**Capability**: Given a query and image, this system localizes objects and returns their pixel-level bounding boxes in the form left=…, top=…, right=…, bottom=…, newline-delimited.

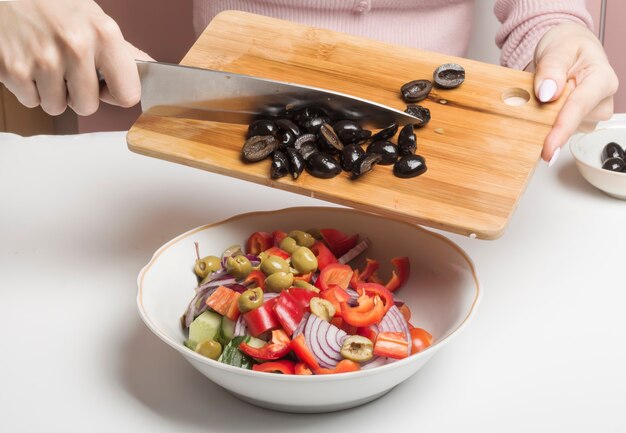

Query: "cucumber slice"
left=188, top=310, right=222, bottom=347
left=247, top=336, right=266, bottom=349
left=219, top=316, right=237, bottom=344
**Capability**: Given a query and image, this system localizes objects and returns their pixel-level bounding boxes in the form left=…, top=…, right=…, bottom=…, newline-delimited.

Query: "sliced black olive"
left=393, top=155, right=427, bottom=178
left=433, top=63, right=465, bottom=89
left=400, top=79, right=433, bottom=102
left=286, top=148, right=305, bottom=179
left=601, top=142, right=625, bottom=163
left=305, top=152, right=342, bottom=178
left=602, top=157, right=626, bottom=173
left=333, top=120, right=372, bottom=145
left=318, top=123, right=344, bottom=153
left=404, top=105, right=431, bottom=128
left=340, top=144, right=366, bottom=172
left=370, top=122, right=398, bottom=142
left=246, top=119, right=278, bottom=139
left=294, top=133, right=317, bottom=158
left=352, top=153, right=382, bottom=179
left=293, top=107, right=331, bottom=133
left=242, top=135, right=280, bottom=162
left=276, top=118, right=300, bottom=148
left=271, top=150, right=290, bottom=179
left=367, top=140, right=398, bottom=165
left=397, top=124, right=417, bottom=156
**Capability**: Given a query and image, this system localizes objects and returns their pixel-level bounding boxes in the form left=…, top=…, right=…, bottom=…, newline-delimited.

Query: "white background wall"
left=466, top=0, right=502, bottom=65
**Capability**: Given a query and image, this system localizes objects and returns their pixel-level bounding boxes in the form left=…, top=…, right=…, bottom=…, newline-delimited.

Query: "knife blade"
left=136, top=60, right=417, bottom=128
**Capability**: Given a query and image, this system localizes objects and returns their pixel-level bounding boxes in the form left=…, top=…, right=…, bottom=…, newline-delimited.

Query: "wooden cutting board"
left=127, top=11, right=563, bottom=240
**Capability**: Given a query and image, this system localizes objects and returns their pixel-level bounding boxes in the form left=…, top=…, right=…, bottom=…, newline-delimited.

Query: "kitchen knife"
left=136, top=60, right=418, bottom=128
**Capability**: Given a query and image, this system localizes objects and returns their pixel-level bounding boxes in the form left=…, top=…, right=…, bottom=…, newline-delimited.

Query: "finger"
left=99, top=42, right=153, bottom=105
left=2, top=77, right=40, bottom=108
left=94, top=19, right=141, bottom=108
left=32, top=51, right=67, bottom=115
left=65, top=55, right=100, bottom=116
left=584, top=95, right=614, bottom=123
left=533, top=50, right=572, bottom=103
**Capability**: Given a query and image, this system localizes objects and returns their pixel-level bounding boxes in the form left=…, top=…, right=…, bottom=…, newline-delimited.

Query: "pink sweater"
left=192, top=0, right=593, bottom=70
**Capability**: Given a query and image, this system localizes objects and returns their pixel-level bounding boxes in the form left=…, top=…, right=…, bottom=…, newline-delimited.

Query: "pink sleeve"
left=494, top=0, right=594, bottom=70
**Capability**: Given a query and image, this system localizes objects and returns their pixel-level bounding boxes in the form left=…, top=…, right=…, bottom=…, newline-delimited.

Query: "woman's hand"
left=0, top=0, right=153, bottom=116
left=533, top=22, right=618, bottom=166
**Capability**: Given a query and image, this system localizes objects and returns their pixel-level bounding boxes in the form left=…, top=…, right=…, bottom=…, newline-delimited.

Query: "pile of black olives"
left=601, top=142, right=626, bottom=173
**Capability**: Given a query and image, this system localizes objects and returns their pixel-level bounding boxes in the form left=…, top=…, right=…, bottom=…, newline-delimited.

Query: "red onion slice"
left=379, top=305, right=412, bottom=354
left=338, top=237, right=371, bottom=264
left=182, top=285, right=218, bottom=328
left=304, top=314, right=347, bottom=368
left=233, top=315, right=248, bottom=337
left=293, top=312, right=309, bottom=338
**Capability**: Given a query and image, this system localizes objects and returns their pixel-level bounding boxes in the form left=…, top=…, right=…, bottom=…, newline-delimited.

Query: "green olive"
left=238, top=287, right=264, bottom=313
left=291, top=246, right=318, bottom=274
left=260, top=255, right=289, bottom=276
left=306, top=228, right=323, bottom=240
left=293, top=280, right=320, bottom=293
left=265, top=271, right=294, bottom=292
left=226, top=255, right=252, bottom=279
left=279, top=236, right=299, bottom=254
left=194, top=255, right=221, bottom=279
left=310, top=297, right=335, bottom=321
left=195, top=339, right=222, bottom=360
left=340, top=335, right=373, bottom=362
left=288, top=230, right=316, bottom=248
left=253, top=252, right=268, bottom=270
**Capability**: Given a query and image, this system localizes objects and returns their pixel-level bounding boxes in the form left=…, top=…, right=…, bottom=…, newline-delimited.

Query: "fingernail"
left=547, top=147, right=561, bottom=168
left=538, top=79, right=557, bottom=102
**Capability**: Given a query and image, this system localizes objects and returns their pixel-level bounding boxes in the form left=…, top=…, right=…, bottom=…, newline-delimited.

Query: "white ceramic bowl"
left=570, top=128, right=626, bottom=199
left=137, top=207, right=481, bottom=413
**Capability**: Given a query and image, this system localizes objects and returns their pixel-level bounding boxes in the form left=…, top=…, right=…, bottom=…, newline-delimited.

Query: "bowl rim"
left=569, top=130, right=626, bottom=177
left=136, top=206, right=483, bottom=382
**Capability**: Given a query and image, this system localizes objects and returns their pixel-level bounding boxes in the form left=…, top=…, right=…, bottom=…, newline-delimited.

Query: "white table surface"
left=1, top=128, right=624, bottom=433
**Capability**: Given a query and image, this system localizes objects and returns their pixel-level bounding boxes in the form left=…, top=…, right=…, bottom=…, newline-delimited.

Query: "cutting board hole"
left=502, top=88, right=530, bottom=106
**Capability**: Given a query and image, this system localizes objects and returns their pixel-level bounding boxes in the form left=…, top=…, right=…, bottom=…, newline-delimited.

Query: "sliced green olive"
left=279, top=236, right=299, bottom=254
left=293, top=280, right=320, bottom=293
left=260, top=255, right=289, bottom=276
left=238, top=287, right=264, bottom=313
left=226, top=255, right=252, bottom=279
left=310, top=297, right=335, bottom=321
left=291, top=246, right=318, bottom=274
left=194, top=255, right=221, bottom=279
left=340, top=335, right=373, bottom=362
left=195, top=340, right=222, bottom=360
left=265, top=271, right=294, bottom=292
left=288, top=230, right=316, bottom=248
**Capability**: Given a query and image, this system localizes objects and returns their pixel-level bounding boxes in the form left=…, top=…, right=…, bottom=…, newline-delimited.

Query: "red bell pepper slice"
left=293, top=272, right=313, bottom=283
left=205, top=285, right=241, bottom=321
left=252, top=360, right=295, bottom=374
left=263, top=246, right=290, bottom=260
left=309, top=241, right=337, bottom=270
left=316, top=263, right=353, bottom=291
left=357, top=325, right=378, bottom=343
left=273, top=291, right=305, bottom=336
left=319, top=228, right=359, bottom=257
left=373, top=331, right=409, bottom=359
left=239, top=329, right=291, bottom=360
left=350, top=258, right=380, bottom=289
left=314, top=359, right=361, bottom=375
left=356, top=282, right=394, bottom=314
left=340, top=295, right=385, bottom=327
left=409, top=327, right=433, bottom=355
left=245, top=231, right=273, bottom=255
left=330, top=317, right=357, bottom=335
left=367, top=273, right=384, bottom=284
left=243, top=270, right=266, bottom=291
left=290, top=334, right=320, bottom=370
left=272, top=230, right=288, bottom=247
left=294, top=362, right=313, bottom=375
left=384, top=257, right=410, bottom=292
left=286, top=288, right=316, bottom=309
left=243, top=298, right=279, bottom=337
left=320, top=285, right=351, bottom=316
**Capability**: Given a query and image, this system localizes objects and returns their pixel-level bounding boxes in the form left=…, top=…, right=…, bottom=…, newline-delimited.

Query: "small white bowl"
left=137, top=207, right=481, bottom=413
left=570, top=128, right=626, bottom=199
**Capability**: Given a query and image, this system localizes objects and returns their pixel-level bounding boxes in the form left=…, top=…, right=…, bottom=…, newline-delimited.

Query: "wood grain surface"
left=127, top=11, right=564, bottom=239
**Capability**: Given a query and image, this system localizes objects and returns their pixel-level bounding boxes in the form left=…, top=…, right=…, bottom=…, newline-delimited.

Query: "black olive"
left=305, top=152, right=342, bottom=178
left=242, top=135, right=280, bottom=162
left=340, top=144, right=366, bottom=172
left=367, top=140, right=398, bottom=165
left=601, top=142, right=625, bottom=163
left=602, top=157, right=626, bottom=173
left=370, top=122, right=398, bottom=142
left=286, top=148, right=305, bottom=179
left=352, top=153, right=382, bottom=179
left=318, top=123, right=344, bottom=153
left=433, top=63, right=465, bottom=89
left=276, top=118, right=300, bottom=148
left=333, top=120, right=372, bottom=145
left=271, top=150, right=290, bottom=179
left=293, top=107, right=331, bottom=133
left=294, top=133, right=317, bottom=156
left=397, top=124, right=417, bottom=156
left=246, top=120, right=278, bottom=139
left=400, top=79, right=433, bottom=102
left=404, top=105, right=431, bottom=128
left=393, top=155, right=427, bottom=178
